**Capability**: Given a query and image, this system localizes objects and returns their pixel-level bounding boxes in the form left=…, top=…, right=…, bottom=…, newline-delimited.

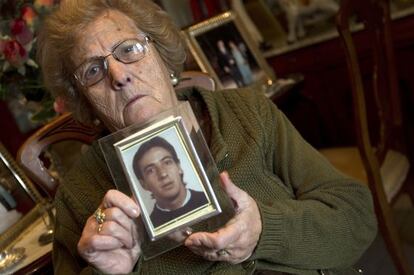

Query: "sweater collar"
left=155, top=188, right=191, bottom=212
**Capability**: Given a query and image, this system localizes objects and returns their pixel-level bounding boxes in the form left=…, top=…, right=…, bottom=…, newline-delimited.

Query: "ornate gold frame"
left=0, top=142, right=44, bottom=251
left=184, top=11, right=276, bottom=89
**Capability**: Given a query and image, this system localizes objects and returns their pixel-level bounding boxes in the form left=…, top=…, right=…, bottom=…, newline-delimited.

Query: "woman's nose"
left=107, top=58, right=132, bottom=89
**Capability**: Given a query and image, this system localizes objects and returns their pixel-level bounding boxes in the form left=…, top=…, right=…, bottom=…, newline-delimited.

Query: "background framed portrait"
left=114, top=116, right=220, bottom=241
left=0, top=142, right=46, bottom=251
left=184, top=11, right=276, bottom=89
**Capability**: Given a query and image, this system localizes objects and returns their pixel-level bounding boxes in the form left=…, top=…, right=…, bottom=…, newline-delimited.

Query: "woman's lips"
left=125, top=94, right=146, bottom=109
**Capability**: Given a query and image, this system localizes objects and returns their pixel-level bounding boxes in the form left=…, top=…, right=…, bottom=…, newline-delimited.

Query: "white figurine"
left=277, top=0, right=339, bottom=43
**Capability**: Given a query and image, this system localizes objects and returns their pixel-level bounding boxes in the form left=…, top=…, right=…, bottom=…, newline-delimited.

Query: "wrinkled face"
left=137, top=146, right=185, bottom=207
left=72, top=10, right=178, bottom=131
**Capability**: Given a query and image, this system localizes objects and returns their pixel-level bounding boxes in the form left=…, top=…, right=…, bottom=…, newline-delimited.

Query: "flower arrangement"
left=0, top=0, right=58, bottom=124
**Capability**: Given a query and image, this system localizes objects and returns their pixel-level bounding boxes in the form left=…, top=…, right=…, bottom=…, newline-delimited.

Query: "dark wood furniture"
left=14, top=251, right=53, bottom=275
left=270, top=0, right=414, bottom=274
left=17, top=112, right=99, bottom=198
left=316, top=0, right=413, bottom=274
left=265, top=8, right=414, bottom=155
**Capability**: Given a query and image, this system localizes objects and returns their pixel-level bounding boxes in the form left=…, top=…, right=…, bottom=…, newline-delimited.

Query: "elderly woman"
left=37, top=0, right=377, bottom=274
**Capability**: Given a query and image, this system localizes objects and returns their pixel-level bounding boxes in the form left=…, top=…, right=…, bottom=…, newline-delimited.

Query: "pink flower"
left=53, top=97, right=67, bottom=114
left=3, top=39, right=28, bottom=68
left=34, top=0, right=55, bottom=9
left=10, top=19, right=33, bottom=45
left=21, top=6, right=38, bottom=27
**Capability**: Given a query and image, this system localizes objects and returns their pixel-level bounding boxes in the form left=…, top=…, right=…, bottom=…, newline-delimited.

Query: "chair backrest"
left=17, top=112, right=100, bottom=198
left=175, top=71, right=216, bottom=91
left=336, top=1, right=412, bottom=274
left=336, top=0, right=406, bottom=188
left=17, top=71, right=215, bottom=198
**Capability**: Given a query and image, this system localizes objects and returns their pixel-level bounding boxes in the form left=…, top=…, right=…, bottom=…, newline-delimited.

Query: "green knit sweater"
left=53, top=87, right=377, bottom=274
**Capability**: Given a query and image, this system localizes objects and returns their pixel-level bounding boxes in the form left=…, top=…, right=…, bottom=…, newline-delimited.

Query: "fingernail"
left=131, top=208, right=139, bottom=217
left=86, top=248, right=95, bottom=255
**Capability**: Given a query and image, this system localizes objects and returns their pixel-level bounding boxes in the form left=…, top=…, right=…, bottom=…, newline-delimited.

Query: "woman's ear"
left=53, top=96, right=67, bottom=114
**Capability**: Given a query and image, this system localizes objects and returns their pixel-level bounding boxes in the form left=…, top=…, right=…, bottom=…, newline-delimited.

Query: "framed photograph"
left=114, top=116, right=220, bottom=241
left=0, top=142, right=45, bottom=251
left=184, top=11, right=276, bottom=89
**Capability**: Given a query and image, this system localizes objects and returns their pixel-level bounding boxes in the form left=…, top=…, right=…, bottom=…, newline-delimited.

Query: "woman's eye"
left=119, top=42, right=144, bottom=56
left=123, top=45, right=135, bottom=54
left=84, top=64, right=101, bottom=80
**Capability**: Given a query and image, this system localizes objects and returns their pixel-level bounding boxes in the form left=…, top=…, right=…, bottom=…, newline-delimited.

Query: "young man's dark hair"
left=133, top=136, right=180, bottom=180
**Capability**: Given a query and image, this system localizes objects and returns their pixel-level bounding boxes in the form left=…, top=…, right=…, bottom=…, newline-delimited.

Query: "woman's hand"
left=77, top=190, right=141, bottom=274
left=184, top=172, right=262, bottom=264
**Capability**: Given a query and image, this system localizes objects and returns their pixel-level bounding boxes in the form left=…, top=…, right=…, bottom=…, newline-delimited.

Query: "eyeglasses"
left=73, top=36, right=151, bottom=87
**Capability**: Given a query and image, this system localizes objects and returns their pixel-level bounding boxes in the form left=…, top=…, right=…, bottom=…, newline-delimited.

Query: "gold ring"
left=216, top=249, right=229, bottom=257
left=97, top=223, right=103, bottom=233
left=94, top=208, right=106, bottom=224
left=184, top=229, right=193, bottom=236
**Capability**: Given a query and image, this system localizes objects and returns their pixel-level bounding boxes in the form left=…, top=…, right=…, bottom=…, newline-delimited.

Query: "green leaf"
left=31, top=107, right=56, bottom=122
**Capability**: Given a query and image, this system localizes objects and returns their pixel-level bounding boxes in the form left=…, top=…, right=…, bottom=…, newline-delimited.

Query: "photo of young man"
left=133, top=136, right=209, bottom=228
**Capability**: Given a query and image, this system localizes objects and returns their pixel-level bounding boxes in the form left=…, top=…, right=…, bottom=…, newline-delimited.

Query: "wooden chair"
left=175, top=70, right=216, bottom=91
left=17, top=71, right=216, bottom=199
left=319, top=0, right=413, bottom=274
left=17, top=112, right=100, bottom=198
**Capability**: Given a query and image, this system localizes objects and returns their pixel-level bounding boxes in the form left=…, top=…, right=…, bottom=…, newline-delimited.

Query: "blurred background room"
left=1, top=0, right=414, bottom=274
